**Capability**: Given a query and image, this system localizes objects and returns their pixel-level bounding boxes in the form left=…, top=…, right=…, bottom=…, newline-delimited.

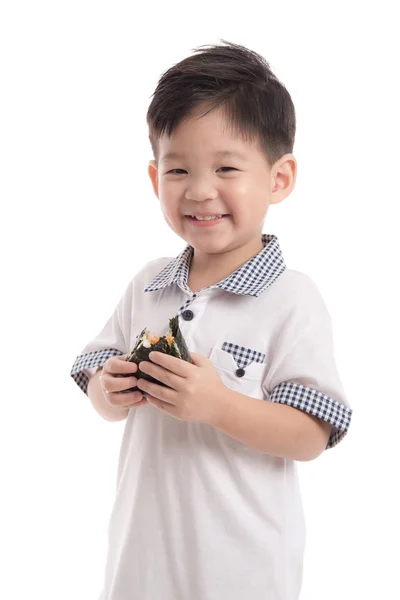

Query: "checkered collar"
left=144, top=233, right=286, bottom=297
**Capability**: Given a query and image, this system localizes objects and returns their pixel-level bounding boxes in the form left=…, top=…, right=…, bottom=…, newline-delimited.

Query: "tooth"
left=194, top=215, right=222, bottom=220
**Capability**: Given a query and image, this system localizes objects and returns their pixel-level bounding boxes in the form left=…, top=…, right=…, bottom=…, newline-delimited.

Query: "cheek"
left=160, top=177, right=184, bottom=195
left=226, top=176, right=254, bottom=198
left=157, top=188, right=184, bottom=230
left=158, top=184, right=181, bottom=211
left=225, top=180, right=255, bottom=212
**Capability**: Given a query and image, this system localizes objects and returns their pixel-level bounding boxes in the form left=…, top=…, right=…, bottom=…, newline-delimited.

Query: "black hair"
left=146, top=40, right=296, bottom=167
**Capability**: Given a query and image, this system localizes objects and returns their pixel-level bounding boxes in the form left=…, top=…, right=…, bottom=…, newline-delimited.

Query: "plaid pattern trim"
left=222, top=342, right=266, bottom=369
left=70, top=348, right=124, bottom=395
left=144, top=234, right=286, bottom=297
left=270, top=381, right=352, bottom=449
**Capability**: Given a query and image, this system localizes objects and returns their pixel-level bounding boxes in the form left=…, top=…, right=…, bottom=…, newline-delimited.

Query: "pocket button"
left=235, top=368, right=245, bottom=377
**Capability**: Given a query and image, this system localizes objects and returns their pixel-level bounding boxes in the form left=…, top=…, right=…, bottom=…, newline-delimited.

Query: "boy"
left=71, top=41, right=352, bottom=600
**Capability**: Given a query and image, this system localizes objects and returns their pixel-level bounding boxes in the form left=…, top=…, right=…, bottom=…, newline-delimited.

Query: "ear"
left=148, top=160, right=159, bottom=199
left=270, top=154, right=297, bottom=205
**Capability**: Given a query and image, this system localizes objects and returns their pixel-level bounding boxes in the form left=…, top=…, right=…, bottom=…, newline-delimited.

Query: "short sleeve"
left=70, top=282, right=133, bottom=396
left=262, top=280, right=352, bottom=449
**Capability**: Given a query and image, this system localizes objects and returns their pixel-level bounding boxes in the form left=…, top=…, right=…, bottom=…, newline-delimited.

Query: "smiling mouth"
left=186, top=215, right=230, bottom=221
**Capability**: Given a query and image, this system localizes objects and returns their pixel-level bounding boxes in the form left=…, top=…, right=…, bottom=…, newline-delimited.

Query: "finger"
left=107, top=389, right=144, bottom=407
left=104, top=355, right=138, bottom=375
left=146, top=395, right=173, bottom=412
left=148, top=351, right=192, bottom=377
left=136, top=377, right=176, bottom=405
left=138, top=361, right=184, bottom=391
left=126, top=397, right=148, bottom=408
left=101, top=374, right=138, bottom=395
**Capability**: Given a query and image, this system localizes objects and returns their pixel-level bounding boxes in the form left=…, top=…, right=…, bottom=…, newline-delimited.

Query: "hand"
left=100, top=354, right=148, bottom=408
left=136, top=351, right=227, bottom=423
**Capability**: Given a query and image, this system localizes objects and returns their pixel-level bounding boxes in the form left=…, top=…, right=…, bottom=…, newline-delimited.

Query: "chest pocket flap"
left=209, top=342, right=267, bottom=400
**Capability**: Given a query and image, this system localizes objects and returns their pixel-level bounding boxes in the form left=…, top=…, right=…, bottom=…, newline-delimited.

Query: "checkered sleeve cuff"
left=269, top=381, right=352, bottom=449
left=70, top=348, right=125, bottom=395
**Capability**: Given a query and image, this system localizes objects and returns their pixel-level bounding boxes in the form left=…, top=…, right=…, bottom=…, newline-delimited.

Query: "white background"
left=1, top=1, right=399, bottom=598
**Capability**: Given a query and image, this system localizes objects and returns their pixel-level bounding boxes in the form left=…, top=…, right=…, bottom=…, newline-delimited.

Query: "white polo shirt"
left=71, top=233, right=352, bottom=600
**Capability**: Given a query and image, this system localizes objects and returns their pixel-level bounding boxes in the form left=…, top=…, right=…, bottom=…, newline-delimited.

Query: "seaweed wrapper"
left=118, top=315, right=193, bottom=394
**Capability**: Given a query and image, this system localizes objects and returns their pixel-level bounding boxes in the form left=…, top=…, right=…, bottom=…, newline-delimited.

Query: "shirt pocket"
left=209, top=342, right=267, bottom=400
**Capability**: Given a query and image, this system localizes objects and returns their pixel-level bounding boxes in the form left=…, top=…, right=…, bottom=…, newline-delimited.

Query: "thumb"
left=189, top=352, right=209, bottom=367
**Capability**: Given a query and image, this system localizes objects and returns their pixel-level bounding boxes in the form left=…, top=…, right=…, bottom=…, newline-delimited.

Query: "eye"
left=165, top=167, right=237, bottom=175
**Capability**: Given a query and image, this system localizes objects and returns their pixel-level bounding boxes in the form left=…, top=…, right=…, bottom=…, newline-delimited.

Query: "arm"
left=87, top=369, right=129, bottom=422
left=209, top=387, right=332, bottom=461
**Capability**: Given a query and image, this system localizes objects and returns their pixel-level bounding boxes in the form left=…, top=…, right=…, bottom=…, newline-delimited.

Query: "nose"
left=184, top=175, right=219, bottom=202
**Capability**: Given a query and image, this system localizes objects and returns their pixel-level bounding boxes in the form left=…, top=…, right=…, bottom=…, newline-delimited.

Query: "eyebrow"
left=162, top=150, right=247, bottom=161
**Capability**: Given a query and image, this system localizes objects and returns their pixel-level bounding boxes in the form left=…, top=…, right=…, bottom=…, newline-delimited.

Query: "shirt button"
left=182, top=309, right=194, bottom=321
left=235, top=368, right=245, bottom=377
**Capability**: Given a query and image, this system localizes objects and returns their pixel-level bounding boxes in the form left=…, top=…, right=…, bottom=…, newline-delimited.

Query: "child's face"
left=148, top=107, right=296, bottom=257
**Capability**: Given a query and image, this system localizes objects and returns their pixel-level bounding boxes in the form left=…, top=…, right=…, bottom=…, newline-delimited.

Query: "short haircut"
left=146, top=40, right=296, bottom=168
